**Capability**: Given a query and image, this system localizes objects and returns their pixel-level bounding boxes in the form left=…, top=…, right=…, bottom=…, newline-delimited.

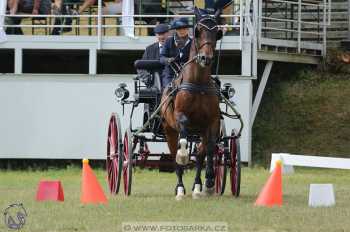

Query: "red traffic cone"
left=255, top=160, right=282, bottom=207
left=81, top=159, right=108, bottom=204
left=36, top=180, right=64, bottom=201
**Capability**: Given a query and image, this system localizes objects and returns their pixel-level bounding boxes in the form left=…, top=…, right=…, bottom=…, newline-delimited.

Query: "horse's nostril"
left=205, top=57, right=212, bottom=65
left=197, top=54, right=213, bottom=66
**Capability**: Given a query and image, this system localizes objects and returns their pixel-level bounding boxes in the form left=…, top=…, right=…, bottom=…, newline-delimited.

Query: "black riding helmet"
left=170, top=18, right=191, bottom=30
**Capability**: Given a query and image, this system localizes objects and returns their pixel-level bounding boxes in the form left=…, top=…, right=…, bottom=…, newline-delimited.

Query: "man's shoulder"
left=164, top=36, right=175, bottom=46
left=146, top=42, right=159, bottom=50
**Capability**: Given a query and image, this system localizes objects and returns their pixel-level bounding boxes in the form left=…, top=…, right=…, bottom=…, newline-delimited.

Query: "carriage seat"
left=134, top=59, right=163, bottom=104
left=134, top=60, right=164, bottom=71
left=134, top=59, right=163, bottom=91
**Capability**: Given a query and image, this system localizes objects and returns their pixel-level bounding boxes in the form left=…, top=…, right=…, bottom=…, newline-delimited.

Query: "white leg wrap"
left=175, top=186, right=185, bottom=201
left=192, top=184, right=202, bottom=199
left=176, top=138, right=189, bottom=165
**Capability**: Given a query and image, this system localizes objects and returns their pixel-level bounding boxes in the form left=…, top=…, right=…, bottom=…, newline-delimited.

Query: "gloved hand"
left=139, top=73, right=152, bottom=86
left=167, top=57, right=176, bottom=64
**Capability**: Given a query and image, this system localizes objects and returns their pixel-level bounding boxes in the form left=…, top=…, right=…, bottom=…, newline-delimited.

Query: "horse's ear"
left=216, top=30, right=223, bottom=40
left=214, top=9, right=222, bottom=21
left=194, top=7, right=200, bottom=21
left=194, top=27, right=200, bottom=38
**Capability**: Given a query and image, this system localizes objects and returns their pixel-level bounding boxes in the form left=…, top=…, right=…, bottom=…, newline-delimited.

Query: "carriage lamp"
left=115, top=83, right=129, bottom=100
left=223, top=83, right=235, bottom=98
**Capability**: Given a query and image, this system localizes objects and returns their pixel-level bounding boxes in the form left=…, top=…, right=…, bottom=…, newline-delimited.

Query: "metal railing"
left=1, top=0, right=330, bottom=56
left=4, top=11, right=243, bottom=47
left=258, top=0, right=331, bottom=55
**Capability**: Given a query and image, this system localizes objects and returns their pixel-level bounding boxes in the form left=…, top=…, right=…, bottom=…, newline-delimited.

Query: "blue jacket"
left=160, top=35, right=192, bottom=87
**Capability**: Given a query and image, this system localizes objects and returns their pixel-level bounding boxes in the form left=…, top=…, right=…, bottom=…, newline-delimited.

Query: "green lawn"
left=1, top=167, right=350, bottom=232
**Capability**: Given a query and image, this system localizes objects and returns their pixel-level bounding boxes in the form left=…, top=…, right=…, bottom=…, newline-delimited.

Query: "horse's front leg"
left=163, top=123, right=186, bottom=201
left=175, top=164, right=186, bottom=201
left=175, top=113, right=189, bottom=166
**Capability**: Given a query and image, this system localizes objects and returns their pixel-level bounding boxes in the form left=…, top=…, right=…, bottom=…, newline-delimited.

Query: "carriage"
left=106, top=59, right=243, bottom=197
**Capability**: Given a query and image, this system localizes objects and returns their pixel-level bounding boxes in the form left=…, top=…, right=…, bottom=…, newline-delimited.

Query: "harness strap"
left=177, top=81, right=220, bottom=96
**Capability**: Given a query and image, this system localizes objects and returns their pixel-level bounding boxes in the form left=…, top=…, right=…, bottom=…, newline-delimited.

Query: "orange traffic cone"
left=81, top=159, right=108, bottom=204
left=255, top=160, right=282, bottom=207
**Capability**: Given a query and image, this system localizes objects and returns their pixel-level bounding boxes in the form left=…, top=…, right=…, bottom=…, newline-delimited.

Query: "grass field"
left=1, top=167, right=350, bottom=232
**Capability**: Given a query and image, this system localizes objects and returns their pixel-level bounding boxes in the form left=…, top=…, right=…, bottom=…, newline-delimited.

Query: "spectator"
left=103, top=0, right=122, bottom=15
left=60, top=0, right=123, bottom=15
left=7, top=0, right=50, bottom=15
left=7, top=0, right=20, bottom=15
left=135, top=0, right=169, bottom=36
left=6, top=0, right=51, bottom=35
left=51, top=0, right=123, bottom=35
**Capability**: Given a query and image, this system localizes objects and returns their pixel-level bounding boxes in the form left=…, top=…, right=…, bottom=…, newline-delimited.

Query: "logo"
left=3, top=203, right=27, bottom=230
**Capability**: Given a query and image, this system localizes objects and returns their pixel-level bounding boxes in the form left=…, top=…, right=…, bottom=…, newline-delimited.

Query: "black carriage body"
left=132, top=62, right=164, bottom=139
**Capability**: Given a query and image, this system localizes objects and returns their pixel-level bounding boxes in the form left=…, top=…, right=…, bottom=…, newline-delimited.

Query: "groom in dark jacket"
left=137, top=24, right=170, bottom=84
left=159, top=17, right=192, bottom=89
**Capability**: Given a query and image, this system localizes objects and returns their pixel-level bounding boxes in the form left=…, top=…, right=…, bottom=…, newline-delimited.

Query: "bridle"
left=169, top=14, right=220, bottom=77
left=193, top=16, right=219, bottom=66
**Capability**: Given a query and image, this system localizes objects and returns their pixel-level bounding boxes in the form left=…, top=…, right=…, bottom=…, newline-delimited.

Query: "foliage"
left=320, top=48, right=350, bottom=74
left=253, top=64, right=350, bottom=167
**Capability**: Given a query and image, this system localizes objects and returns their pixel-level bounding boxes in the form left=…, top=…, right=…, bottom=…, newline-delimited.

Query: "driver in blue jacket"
left=160, top=17, right=192, bottom=89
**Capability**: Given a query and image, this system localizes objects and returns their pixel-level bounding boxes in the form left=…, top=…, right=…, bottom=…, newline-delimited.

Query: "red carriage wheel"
left=214, top=119, right=228, bottom=195
left=214, top=145, right=227, bottom=195
left=106, top=113, right=123, bottom=194
left=230, top=130, right=241, bottom=197
left=122, top=128, right=133, bottom=196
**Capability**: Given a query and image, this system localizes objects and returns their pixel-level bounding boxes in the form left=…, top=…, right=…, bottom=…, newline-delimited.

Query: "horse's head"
left=193, top=7, right=223, bottom=68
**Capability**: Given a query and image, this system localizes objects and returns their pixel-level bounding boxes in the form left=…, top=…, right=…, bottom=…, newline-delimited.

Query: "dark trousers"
left=161, top=75, right=173, bottom=90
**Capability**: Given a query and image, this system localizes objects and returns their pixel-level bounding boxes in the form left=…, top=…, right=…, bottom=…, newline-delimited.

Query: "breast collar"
left=177, top=81, right=220, bottom=96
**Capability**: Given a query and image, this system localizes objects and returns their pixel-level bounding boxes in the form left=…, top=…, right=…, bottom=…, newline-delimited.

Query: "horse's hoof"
left=192, top=184, right=202, bottom=200
left=175, top=186, right=185, bottom=201
left=176, top=139, right=189, bottom=165
left=202, top=186, right=215, bottom=196
left=175, top=194, right=185, bottom=201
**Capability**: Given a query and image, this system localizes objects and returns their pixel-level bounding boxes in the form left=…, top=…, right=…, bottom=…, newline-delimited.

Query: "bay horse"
left=161, top=7, right=224, bottom=200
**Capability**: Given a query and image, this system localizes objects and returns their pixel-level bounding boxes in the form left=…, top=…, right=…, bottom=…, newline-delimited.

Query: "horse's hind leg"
left=175, top=113, right=189, bottom=165
left=203, top=135, right=216, bottom=196
left=192, top=144, right=205, bottom=199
